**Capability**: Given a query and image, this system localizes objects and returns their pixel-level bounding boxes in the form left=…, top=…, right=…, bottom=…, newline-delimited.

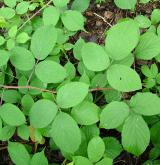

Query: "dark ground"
left=1, top=0, right=160, bottom=164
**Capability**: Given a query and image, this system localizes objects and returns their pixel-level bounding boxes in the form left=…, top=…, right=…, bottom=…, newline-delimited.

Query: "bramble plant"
left=1, top=0, right=160, bottom=164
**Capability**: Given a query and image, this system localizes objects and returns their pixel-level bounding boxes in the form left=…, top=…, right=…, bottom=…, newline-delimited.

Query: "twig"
left=0, top=85, right=56, bottom=94
left=90, top=87, right=113, bottom=92
left=93, top=12, right=112, bottom=27
left=0, top=85, right=113, bottom=94
left=18, top=0, right=53, bottom=31
left=0, top=89, right=4, bottom=106
left=0, top=146, right=7, bottom=151
left=26, top=60, right=39, bottom=86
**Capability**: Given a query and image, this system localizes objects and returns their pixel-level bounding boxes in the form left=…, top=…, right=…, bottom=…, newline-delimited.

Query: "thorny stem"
left=0, top=85, right=113, bottom=94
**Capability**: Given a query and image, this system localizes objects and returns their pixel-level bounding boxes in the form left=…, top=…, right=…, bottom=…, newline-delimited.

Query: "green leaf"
left=8, top=142, right=31, bottom=165
left=135, top=32, right=160, bottom=60
left=0, top=126, right=15, bottom=141
left=0, top=50, right=10, bottom=67
left=30, top=99, right=58, bottom=128
left=74, top=156, right=93, bottom=165
left=141, top=65, right=152, bottom=78
left=71, top=0, right=90, bottom=12
left=16, top=32, right=30, bottom=43
left=151, top=9, right=160, bottom=25
left=87, top=136, right=105, bottom=162
left=2, top=90, right=21, bottom=103
left=10, top=46, right=35, bottom=71
left=149, top=147, right=160, bottom=160
left=82, top=42, right=110, bottom=71
left=31, top=25, right=57, bottom=60
left=95, top=158, right=113, bottom=165
left=0, top=118, right=2, bottom=130
left=114, top=0, right=136, bottom=9
left=134, top=15, right=151, bottom=28
left=0, top=103, right=25, bottom=126
left=43, top=6, right=60, bottom=26
left=100, top=101, right=129, bottom=129
left=91, top=73, right=107, bottom=88
left=103, top=137, right=122, bottom=159
left=140, top=0, right=151, bottom=3
left=73, top=38, right=85, bottom=60
left=71, top=101, right=99, bottom=125
left=29, top=78, right=46, bottom=96
left=105, top=19, right=139, bottom=60
left=17, top=125, right=29, bottom=140
left=0, top=7, right=15, bottom=19
left=16, top=1, right=29, bottom=15
left=56, top=82, right=89, bottom=108
left=150, top=122, right=160, bottom=147
left=107, top=64, right=142, bottom=92
left=130, top=92, right=160, bottom=116
left=122, top=113, right=150, bottom=156
left=51, top=112, right=81, bottom=153
left=18, top=76, right=28, bottom=94
left=35, top=60, right=67, bottom=83
left=7, top=38, right=15, bottom=50
left=21, top=94, right=34, bottom=115
left=52, top=0, right=69, bottom=8
left=64, top=61, right=76, bottom=80
left=0, top=36, right=6, bottom=46
left=82, top=124, right=100, bottom=142
left=61, top=10, right=84, bottom=31
left=113, top=53, right=134, bottom=67
left=8, top=25, right=17, bottom=38
left=30, top=150, right=48, bottom=165
left=4, top=0, right=17, bottom=8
